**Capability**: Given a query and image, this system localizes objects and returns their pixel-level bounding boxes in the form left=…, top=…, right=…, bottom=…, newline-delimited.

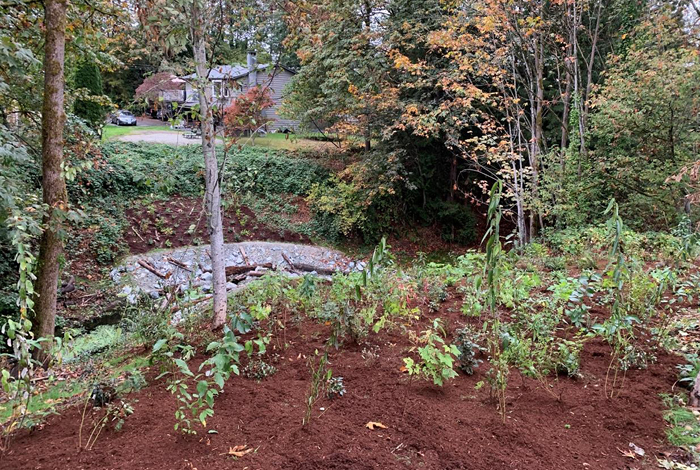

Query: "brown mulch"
left=3, top=295, right=681, bottom=470
left=124, top=195, right=310, bottom=255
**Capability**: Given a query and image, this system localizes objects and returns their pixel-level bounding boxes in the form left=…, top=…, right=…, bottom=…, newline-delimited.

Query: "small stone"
left=149, top=290, right=160, bottom=299
left=201, top=272, right=213, bottom=282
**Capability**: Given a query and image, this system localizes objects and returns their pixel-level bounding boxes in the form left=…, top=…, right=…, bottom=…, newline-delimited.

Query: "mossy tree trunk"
left=33, top=0, right=68, bottom=358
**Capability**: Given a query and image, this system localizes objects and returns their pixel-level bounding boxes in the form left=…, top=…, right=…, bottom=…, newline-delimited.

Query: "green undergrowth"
left=662, top=394, right=700, bottom=454
left=61, top=142, right=333, bottom=267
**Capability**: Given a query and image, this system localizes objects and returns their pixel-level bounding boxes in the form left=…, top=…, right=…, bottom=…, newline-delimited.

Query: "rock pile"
left=112, top=241, right=360, bottom=304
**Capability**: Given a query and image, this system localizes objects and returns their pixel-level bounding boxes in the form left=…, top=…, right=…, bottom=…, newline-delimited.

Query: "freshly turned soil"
left=124, top=195, right=309, bottom=255
left=3, top=295, right=680, bottom=470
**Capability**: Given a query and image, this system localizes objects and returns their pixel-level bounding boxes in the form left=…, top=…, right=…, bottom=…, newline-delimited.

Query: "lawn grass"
left=102, top=124, right=352, bottom=151
left=239, top=132, right=334, bottom=150
left=102, top=124, right=174, bottom=141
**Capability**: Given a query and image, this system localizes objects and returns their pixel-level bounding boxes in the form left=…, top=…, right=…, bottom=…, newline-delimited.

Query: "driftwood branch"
left=131, top=226, right=145, bottom=243
left=60, top=275, right=76, bottom=295
left=166, top=257, right=191, bottom=272
left=239, top=246, right=249, bottom=265
left=225, top=263, right=272, bottom=277
left=138, top=260, right=169, bottom=279
left=281, top=252, right=336, bottom=276
left=291, top=263, right=336, bottom=276
left=281, top=252, right=296, bottom=272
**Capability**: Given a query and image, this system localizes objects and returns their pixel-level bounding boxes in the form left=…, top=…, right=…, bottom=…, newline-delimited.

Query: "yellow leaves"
left=365, top=421, right=387, bottom=430
left=404, top=104, right=419, bottom=116
left=227, top=445, right=253, bottom=458
left=393, top=53, right=411, bottom=70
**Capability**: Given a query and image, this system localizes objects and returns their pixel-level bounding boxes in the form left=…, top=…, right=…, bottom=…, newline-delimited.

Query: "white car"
left=111, top=110, right=137, bottom=126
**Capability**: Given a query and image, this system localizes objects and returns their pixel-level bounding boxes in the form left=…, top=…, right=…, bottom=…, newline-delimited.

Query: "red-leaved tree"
left=223, top=86, right=274, bottom=144
left=135, top=72, right=183, bottom=101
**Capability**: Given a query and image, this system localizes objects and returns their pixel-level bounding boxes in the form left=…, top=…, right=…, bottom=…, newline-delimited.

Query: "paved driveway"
left=117, top=130, right=204, bottom=145
left=116, top=127, right=226, bottom=146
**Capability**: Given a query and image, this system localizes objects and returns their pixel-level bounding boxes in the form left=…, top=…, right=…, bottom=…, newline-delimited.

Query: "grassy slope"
left=103, top=125, right=338, bottom=151
left=102, top=125, right=174, bottom=141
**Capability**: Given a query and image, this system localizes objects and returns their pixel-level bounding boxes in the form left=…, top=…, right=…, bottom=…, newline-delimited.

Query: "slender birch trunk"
left=192, top=2, right=227, bottom=328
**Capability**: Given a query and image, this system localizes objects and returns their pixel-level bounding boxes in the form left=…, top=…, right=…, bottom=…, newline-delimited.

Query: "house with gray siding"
left=181, top=51, right=298, bottom=132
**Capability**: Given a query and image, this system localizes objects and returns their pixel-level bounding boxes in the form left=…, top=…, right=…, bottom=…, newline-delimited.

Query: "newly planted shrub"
left=453, top=327, right=482, bottom=375
left=403, top=319, right=460, bottom=387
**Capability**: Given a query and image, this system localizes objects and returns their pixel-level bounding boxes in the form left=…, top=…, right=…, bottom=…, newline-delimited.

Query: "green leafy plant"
left=453, top=327, right=482, bottom=375
left=242, top=359, right=277, bottom=381
left=481, top=181, right=509, bottom=420
left=661, top=394, right=700, bottom=452
left=303, top=350, right=331, bottom=425
left=403, top=319, right=459, bottom=386
left=327, top=376, right=346, bottom=399
left=160, top=325, right=247, bottom=435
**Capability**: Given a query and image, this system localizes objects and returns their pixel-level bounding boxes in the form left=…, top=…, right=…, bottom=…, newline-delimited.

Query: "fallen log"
left=198, top=261, right=210, bottom=273
left=291, top=263, right=337, bottom=276
left=225, top=263, right=272, bottom=277
left=166, top=257, right=192, bottom=272
left=131, top=226, right=145, bottom=243
left=281, top=252, right=297, bottom=272
left=239, top=246, right=250, bottom=265
left=138, top=260, right=169, bottom=279
left=280, top=253, right=336, bottom=276
left=60, top=275, right=76, bottom=295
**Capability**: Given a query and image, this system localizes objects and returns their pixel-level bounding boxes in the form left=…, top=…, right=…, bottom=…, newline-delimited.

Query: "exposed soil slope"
left=4, top=302, right=679, bottom=470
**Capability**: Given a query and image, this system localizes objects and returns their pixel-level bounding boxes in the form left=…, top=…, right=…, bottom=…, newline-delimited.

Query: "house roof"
left=181, top=63, right=295, bottom=81
left=182, top=63, right=268, bottom=81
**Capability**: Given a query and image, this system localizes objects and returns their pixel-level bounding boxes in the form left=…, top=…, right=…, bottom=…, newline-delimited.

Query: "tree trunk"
left=690, top=370, right=700, bottom=407
left=580, top=0, right=602, bottom=160
left=192, top=5, right=227, bottom=329
left=449, top=154, right=457, bottom=202
left=33, top=0, right=68, bottom=357
left=530, top=32, right=545, bottom=238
